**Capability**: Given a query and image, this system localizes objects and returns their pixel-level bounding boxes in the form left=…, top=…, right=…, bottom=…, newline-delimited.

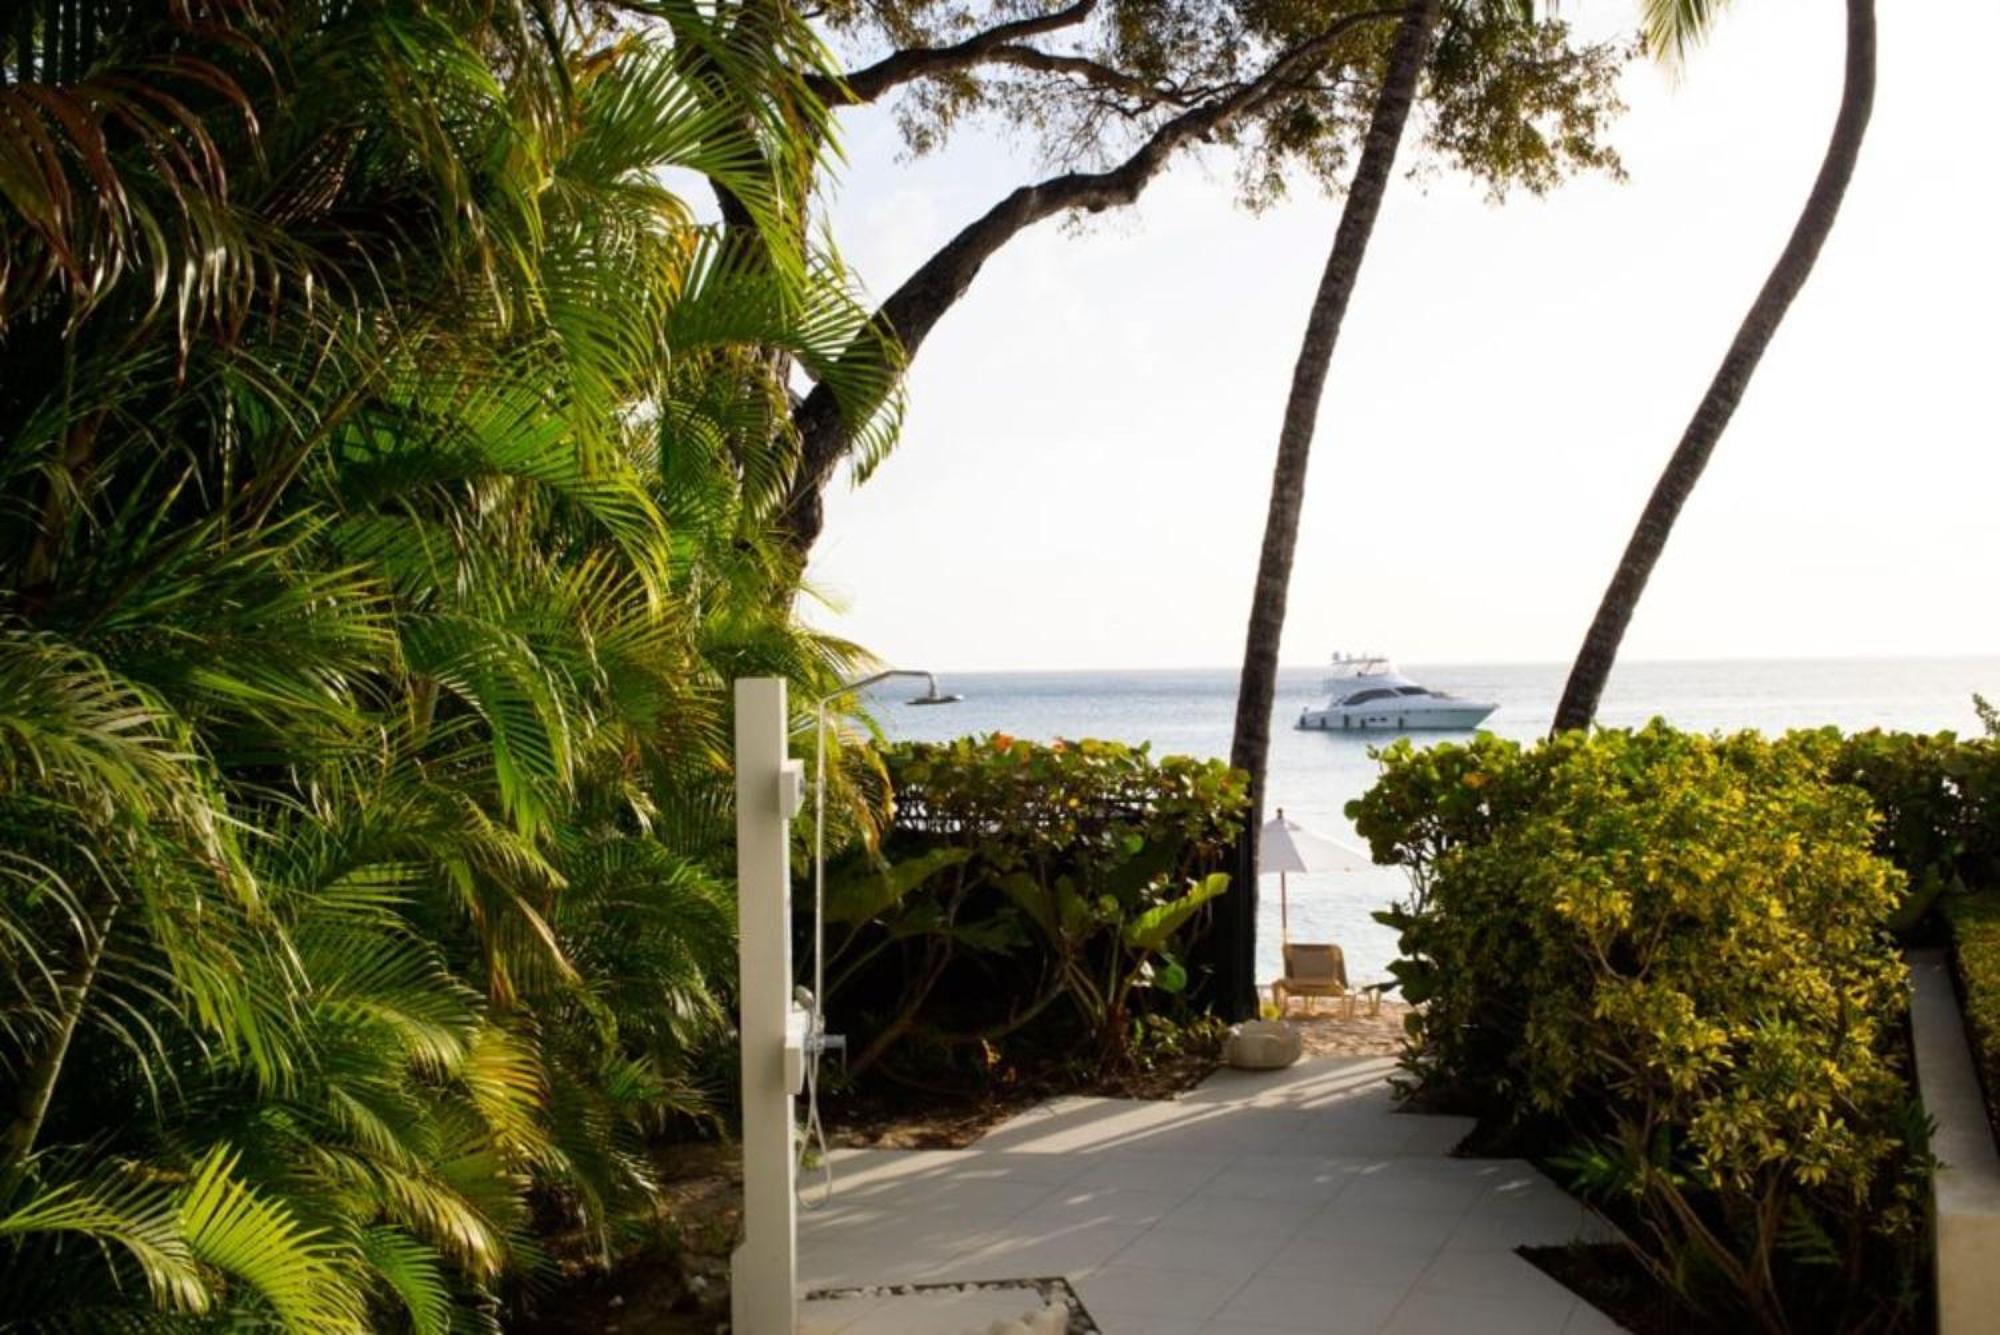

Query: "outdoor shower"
left=800, top=673, right=960, bottom=1207
left=731, top=671, right=959, bottom=1334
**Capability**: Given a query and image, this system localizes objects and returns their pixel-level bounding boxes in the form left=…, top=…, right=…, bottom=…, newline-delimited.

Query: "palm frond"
left=0, top=1168, right=206, bottom=1316
left=177, top=1147, right=367, bottom=1332
left=357, top=1225, right=452, bottom=1335
left=1641, top=0, right=1731, bottom=63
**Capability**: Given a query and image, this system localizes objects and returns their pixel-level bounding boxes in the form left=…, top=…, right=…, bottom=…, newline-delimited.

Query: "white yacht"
left=1297, top=654, right=1496, bottom=732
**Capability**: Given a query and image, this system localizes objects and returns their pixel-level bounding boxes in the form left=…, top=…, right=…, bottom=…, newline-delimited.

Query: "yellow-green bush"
left=1353, top=724, right=1928, bottom=1333
left=1946, top=893, right=2000, bottom=1135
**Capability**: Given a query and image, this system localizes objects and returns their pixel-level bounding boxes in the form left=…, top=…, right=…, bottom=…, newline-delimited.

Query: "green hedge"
left=1946, top=894, right=2000, bottom=1139
left=1830, top=728, right=2000, bottom=929
left=817, top=736, right=1247, bottom=1083
left=1352, top=724, right=1928, bottom=1333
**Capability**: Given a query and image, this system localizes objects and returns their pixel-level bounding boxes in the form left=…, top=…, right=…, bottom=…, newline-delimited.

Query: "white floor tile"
left=1194, top=1161, right=1360, bottom=1205
left=1394, top=1116, right=1478, bottom=1156
left=1021, top=1183, right=1191, bottom=1227
left=822, top=1176, right=1058, bottom=1219
left=796, top=1058, right=1617, bottom=1335
left=1414, top=1247, right=1581, bottom=1301
left=1212, top=1275, right=1410, bottom=1332
left=1109, top=1225, right=1290, bottom=1281
left=1336, top=1172, right=1488, bottom=1215
left=1443, top=1204, right=1604, bottom=1251
left=1258, top=1235, right=1438, bottom=1290
left=1563, top=1300, right=1631, bottom=1333
left=1066, top=1153, right=1231, bottom=1193
left=944, top=1224, right=1148, bottom=1282
left=800, top=1247, right=968, bottom=1289
left=1155, top=1193, right=1320, bottom=1238
left=1094, top=1318, right=1209, bottom=1335
left=1299, top=1203, right=1467, bottom=1251
left=1381, top=1290, right=1582, bottom=1335
left=1073, top=1263, right=1248, bottom=1321
left=957, top=1150, right=1097, bottom=1185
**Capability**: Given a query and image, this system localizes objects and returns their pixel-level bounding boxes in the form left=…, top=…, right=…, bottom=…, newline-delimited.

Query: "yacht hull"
left=1297, top=702, right=1496, bottom=732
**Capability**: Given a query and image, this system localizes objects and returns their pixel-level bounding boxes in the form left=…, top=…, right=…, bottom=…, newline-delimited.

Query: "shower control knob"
left=782, top=1002, right=811, bottom=1095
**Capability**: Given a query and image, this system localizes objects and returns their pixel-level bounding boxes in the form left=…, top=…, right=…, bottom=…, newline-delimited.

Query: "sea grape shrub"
left=821, top=736, right=1247, bottom=1081
left=1352, top=725, right=1928, bottom=1333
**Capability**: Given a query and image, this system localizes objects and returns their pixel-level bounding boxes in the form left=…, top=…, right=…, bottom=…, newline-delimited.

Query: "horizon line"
left=905, top=651, right=2000, bottom=677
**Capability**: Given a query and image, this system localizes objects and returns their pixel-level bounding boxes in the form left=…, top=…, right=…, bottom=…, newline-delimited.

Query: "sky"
left=803, top=0, right=1999, bottom=672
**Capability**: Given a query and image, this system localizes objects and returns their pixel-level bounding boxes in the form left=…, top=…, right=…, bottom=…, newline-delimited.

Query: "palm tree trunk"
left=1, top=903, right=114, bottom=1195
left=1551, top=0, right=1876, bottom=734
left=1216, top=0, right=1441, bottom=1019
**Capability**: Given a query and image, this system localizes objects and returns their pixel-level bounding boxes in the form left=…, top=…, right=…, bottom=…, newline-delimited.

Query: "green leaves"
left=0, top=1170, right=205, bottom=1315
left=357, top=1226, right=452, bottom=1335
left=1124, top=872, right=1231, bottom=953
left=825, top=738, right=1246, bottom=1076
left=0, top=2, right=894, bottom=1328
left=1641, top=0, right=1732, bottom=64
left=1946, top=894, right=2000, bottom=1141
left=178, top=1149, right=366, bottom=1332
left=1361, top=723, right=1932, bottom=1330
left=0, top=1149, right=365, bottom=1332
left=823, top=847, right=971, bottom=924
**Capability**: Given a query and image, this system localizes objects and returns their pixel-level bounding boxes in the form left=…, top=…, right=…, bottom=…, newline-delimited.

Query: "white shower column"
left=732, top=677, right=807, bottom=1334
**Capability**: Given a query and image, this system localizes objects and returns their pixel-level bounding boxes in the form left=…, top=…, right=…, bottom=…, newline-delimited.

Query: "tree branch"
left=779, top=6, right=1409, bottom=554
left=983, top=46, right=1185, bottom=105
left=812, top=0, right=1100, bottom=105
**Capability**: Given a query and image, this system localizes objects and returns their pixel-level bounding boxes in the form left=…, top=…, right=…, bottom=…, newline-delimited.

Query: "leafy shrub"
left=0, top=3, right=894, bottom=1328
left=1830, top=729, right=2000, bottom=930
left=1353, top=724, right=1928, bottom=1333
left=818, top=735, right=1247, bottom=1081
left=1945, top=894, right=2000, bottom=1139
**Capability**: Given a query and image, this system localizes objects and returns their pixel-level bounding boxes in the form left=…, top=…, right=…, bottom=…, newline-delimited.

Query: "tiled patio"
left=799, top=1055, right=1625, bottom=1334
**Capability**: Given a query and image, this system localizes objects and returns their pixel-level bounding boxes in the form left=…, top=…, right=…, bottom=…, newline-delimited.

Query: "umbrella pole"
left=1280, top=870, right=1289, bottom=943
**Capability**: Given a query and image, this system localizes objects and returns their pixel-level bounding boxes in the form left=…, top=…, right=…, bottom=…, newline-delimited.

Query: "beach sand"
left=1281, top=998, right=1414, bottom=1059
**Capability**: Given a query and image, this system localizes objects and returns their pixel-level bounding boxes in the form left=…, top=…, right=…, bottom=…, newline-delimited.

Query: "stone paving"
left=798, top=1055, right=1625, bottom=1334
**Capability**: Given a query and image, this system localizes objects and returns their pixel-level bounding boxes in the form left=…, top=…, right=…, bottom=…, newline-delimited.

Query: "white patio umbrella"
left=1260, top=808, right=1371, bottom=942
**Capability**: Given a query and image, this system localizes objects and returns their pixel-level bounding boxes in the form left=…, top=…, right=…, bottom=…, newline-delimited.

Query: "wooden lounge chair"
left=1273, top=942, right=1352, bottom=1018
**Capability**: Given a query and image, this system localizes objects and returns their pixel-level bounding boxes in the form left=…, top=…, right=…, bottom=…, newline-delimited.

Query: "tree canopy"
left=762, top=0, right=1633, bottom=550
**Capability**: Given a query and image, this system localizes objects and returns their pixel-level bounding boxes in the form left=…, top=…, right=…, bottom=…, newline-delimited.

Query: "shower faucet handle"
left=783, top=1001, right=812, bottom=1095
left=810, top=1032, right=847, bottom=1071
left=778, top=758, right=804, bottom=819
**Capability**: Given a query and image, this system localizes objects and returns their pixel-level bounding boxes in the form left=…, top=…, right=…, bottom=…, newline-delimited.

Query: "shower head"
left=820, top=668, right=961, bottom=709
left=904, top=671, right=960, bottom=707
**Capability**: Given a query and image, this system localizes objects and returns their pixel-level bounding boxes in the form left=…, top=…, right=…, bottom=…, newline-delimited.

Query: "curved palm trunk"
left=1, top=903, right=114, bottom=1195
left=1551, top=0, right=1876, bottom=734
left=1215, top=0, right=1441, bottom=1019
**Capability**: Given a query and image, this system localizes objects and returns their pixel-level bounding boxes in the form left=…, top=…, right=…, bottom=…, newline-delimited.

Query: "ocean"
left=872, top=658, right=2000, bottom=987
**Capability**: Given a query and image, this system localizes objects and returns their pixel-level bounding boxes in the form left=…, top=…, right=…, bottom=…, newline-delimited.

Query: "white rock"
left=1026, top=1302, right=1068, bottom=1334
